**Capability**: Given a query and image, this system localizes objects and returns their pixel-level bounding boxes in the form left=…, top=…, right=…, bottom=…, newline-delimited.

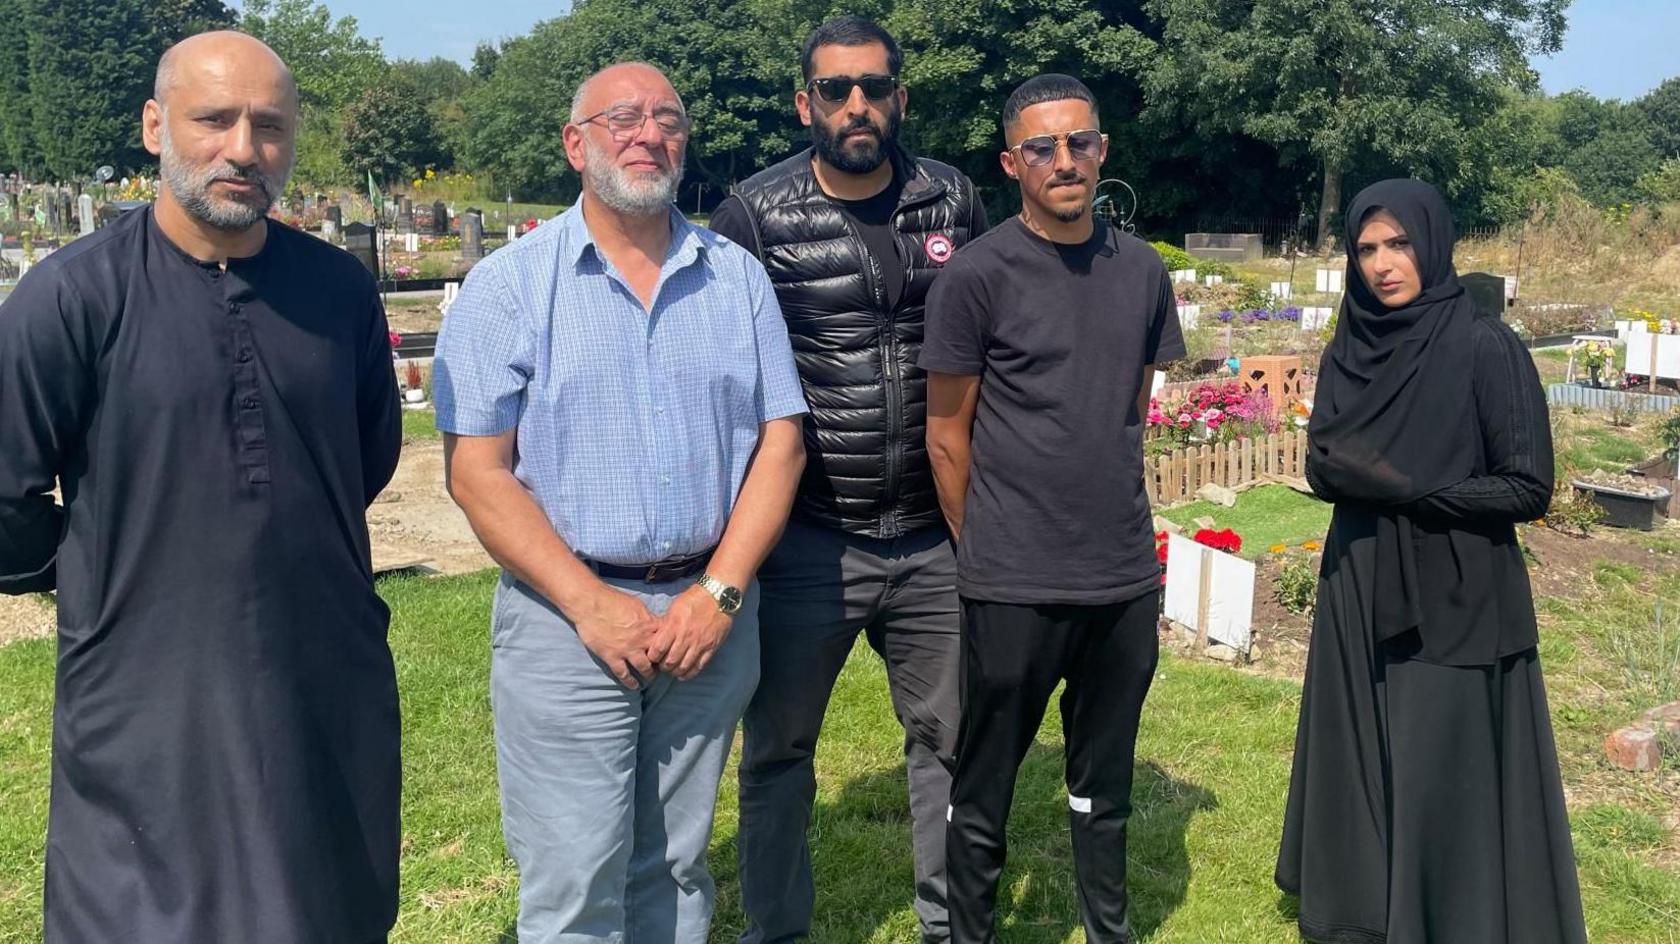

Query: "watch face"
left=719, top=587, right=744, bottom=613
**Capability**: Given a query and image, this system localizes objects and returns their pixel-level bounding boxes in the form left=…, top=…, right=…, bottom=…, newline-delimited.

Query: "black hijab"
left=1308, top=178, right=1485, bottom=504
left=1308, top=179, right=1494, bottom=647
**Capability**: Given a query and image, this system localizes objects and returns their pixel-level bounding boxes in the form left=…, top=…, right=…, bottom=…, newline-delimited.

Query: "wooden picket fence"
left=1145, top=429, right=1310, bottom=506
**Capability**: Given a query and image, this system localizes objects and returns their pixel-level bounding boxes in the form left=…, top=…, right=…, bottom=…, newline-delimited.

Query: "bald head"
left=569, top=62, right=682, bottom=124
left=154, top=31, right=296, bottom=108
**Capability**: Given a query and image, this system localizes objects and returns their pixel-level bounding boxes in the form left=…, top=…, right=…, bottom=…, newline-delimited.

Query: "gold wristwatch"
left=696, top=573, right=744, bottom=615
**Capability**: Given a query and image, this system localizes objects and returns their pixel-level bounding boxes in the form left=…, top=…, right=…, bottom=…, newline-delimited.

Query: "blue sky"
left=262, top=1, right=1677, bottom=102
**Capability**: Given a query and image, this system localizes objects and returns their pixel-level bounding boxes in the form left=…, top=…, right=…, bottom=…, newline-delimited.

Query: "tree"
left=1636, top=76, right=1680, bottom=160
left=0, top=0, right=33, bottom=175
left=471, top=42, right=502, bottom=81
left=1550, top=91, right=1660, bottom=205
left=340, top=76, right=445, bottom=183
left=1143, top=0, right=1569, bottom=246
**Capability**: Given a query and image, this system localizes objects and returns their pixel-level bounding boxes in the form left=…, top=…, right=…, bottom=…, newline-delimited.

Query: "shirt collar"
left=560, top=202, right=705, bottom=273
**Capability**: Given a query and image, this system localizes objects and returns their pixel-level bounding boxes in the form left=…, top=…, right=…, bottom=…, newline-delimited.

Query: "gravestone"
left=7, top=192, right=19, bottom=223
left=463, top=208, right=484, bottom=260
left=1460, top=272, right=1507, bottom=318
left=45, top=194, right=59, bottom=232
left=59, top=194, right=72, bottom=233
left=320, top=220, right=337, bottom=240
left=344, top=222, right=378, bottom=276
left=325, top=204, right=343, bottom=234
left=78, top=194, right=94, bottom=237
left=400, top=195, right=412, bottom=217
left=1185, top=233, right=1262, bottom=263
left=1314, top=268, right=1345, bottom=293
left=432, top=200, right=449, bottom=236
left=303, top=192, right=316, bottom=211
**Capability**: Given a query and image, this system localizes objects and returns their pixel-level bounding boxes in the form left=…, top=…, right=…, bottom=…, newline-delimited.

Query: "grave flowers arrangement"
left=1214, top=306, right=1303, bottom=324
left=1147, top=380, right=1271, bottom=451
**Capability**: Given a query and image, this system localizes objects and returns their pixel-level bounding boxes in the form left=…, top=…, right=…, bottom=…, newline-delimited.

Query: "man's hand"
left=570, top=587, right=663, bottom=690
left=649, top=584, right=734, bottom=681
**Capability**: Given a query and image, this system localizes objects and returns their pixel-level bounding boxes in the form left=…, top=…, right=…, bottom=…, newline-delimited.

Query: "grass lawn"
left=1158, top=485, right=1333, bottom=558
left=403, top=407, right=441, bottom=443
left=3, top=558, right=1678, bottom=942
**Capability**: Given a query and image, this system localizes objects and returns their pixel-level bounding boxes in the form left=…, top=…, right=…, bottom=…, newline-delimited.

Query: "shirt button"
left=661, top=474, right=672, bottom=485
left=655, top=407, right=665, bottom=415
left=237, top=348, right=252, bottom=363
left=241, top=397, right=258, bottom=410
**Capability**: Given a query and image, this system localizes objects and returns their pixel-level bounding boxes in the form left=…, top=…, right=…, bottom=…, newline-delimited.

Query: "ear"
left=999, top=148, right=1018, bottom=181
left=562, top=124, right=588, bottom=174
left=1098, top=134, right=1109, bottom=167
left=795, top=88, right=813, bottom=128
left=895, top=84, right=908, bottom=116
left=142, top=100, right=164, bottom=157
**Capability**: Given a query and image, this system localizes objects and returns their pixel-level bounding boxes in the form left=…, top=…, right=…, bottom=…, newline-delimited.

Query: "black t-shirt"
left=919, top=216, right=1186, bottom=605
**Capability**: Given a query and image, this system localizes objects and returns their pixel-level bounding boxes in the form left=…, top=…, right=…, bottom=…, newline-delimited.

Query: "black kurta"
left=1276, top=317, right=1587, bottom=943
left=0, top=207, right=403, bottom=943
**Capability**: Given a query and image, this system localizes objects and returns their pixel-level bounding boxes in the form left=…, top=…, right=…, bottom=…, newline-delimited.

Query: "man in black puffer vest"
left=710, top=16, right=987, bottom=944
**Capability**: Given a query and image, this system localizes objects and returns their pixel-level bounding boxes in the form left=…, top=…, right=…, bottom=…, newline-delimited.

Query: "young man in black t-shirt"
left=921, top=74, right=1185, bottom=944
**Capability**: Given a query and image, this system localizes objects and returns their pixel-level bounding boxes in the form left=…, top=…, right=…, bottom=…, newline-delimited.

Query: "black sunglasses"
left=808, top=74, right=898, bottom=104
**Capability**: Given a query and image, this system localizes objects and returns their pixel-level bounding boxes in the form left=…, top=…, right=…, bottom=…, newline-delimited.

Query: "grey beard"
left=159, top=120, right=288, bottom=231
left=585, top=140, right=683, bottom=217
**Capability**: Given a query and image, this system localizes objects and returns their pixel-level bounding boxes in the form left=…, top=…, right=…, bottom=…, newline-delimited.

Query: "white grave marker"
left=1163, top=534, right=1256, bottom=652
left=508, top=224, right=518, bottom=241
left=1503, top=275, right=1518, bottom=301
left=1203, top=274, right=1224, bottom=287
left=1301, top=306, right=1334, bottom=331
left=1177, top=304, right=1202, bottom=329
left=1170, top=268, right=1197, bottom=284
left=1314, top=268, right=1344, bottom=293
left=404, top=232, right=419, bottom=253
left=1625, top=332, right=1680, bottom=381
left=1269, top=281, right=1293, bottom=299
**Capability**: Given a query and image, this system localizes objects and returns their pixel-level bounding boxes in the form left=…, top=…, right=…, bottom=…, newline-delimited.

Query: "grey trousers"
left=491, top=572, right=760, bottom=944
left=737, top=519, right=962, bottom=943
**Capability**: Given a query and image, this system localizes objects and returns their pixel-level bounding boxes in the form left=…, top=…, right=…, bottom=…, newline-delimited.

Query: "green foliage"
left=1152, top=241, right=1195, bottom=272
left=1636, top=158, right=1680, bottom=205
left=1549, top=91, right=1663, bottom=206
left=240, top=0, right=386, bottom=113
left=1274, top=554, right=1317, bottom=616
left=292, top=110, right=350, bottom=187
left=1544, top=487, right=1605, bottom=536
left=1635, top=76, right=1680, bottom=161
left=341, top=76, right=445, bottom=184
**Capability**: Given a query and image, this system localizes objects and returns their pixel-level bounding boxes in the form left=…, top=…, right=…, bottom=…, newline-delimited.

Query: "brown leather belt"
left=584, top=548, right=714, bottom=583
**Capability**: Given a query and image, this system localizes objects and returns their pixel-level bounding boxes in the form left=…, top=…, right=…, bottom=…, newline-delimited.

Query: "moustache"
left=1048, top=175, right=1087, bottom=187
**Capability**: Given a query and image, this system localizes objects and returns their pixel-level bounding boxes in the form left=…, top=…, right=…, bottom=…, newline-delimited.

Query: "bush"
left=1275, top=555, right=1317, bottom=616
left=1544, top=487, right=1605, bottom=535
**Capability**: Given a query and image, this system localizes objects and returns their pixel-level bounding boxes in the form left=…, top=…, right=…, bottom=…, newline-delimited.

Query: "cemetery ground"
left=3, top=380, right=1680, bottom=942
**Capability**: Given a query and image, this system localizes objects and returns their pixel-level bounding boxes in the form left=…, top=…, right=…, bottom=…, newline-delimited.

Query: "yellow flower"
left=1269, top=544, right=1287, bottom=554
left=413, top=179, right=423, bottom=189
left=1302, top=540, right=1322, bottom=551
left=425, top=168, right=436, bottom=179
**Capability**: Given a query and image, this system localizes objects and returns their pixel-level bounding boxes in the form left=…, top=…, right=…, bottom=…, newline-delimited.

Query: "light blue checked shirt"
left=433, top=204, right=807, bottom=565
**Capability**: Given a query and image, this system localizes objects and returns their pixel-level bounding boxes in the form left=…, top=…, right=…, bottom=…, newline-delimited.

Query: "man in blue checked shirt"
left=432, top=61, right=807, bottom=943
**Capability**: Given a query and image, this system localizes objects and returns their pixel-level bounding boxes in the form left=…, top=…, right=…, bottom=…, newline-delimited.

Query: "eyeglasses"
left=1011, top=129, right=1105, bottom=167
left=575, top=107, right=691, bottom=139
left=808, top=74, right=898, bottom=104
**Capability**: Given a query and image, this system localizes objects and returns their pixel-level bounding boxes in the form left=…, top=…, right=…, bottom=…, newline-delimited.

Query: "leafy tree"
left=470, top=42, right=502, bottom=81
left=0, top=0, right=33, bottom=174
left=1549, top=91, right=1660, bottom=205
left=1142, top=0, right=1569, bottom=246
left=340, top=76, right=445, bottom=183
left=390, top=57, right=473, bottom=105
left=1635, top=76, right=1680, bottom=160
left=1636, top=157, right=1680, bottom=204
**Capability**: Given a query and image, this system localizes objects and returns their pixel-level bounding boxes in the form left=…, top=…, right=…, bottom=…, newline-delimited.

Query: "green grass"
left=1, top=569, right=1677, bottom=942
left=403, top=407, right=440, bottom=442
left=1159, top=485, right=1333, bottom=558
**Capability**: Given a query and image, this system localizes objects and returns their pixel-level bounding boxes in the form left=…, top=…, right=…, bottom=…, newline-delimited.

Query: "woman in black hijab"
left=1275, top=179, right=1587, bottom=943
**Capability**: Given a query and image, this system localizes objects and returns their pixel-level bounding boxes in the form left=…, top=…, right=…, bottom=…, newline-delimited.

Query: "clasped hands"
left=571, top=582, right=733, bottom=689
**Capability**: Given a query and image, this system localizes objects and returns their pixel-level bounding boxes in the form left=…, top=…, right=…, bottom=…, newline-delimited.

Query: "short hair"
left=569, top=61, right=681, bottom=124
left=800, top=16, right=902, bottom=84
left=1002, top=73, right=1099, bottom=132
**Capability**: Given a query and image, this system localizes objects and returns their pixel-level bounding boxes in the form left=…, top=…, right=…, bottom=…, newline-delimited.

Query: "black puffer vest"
left=731, top=146, right=981, bottom=538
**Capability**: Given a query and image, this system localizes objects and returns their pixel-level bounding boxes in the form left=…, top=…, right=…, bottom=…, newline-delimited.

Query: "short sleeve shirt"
left=919, top=217, right=1185, bottom=605
left=433, top=205, right=808, bottom=565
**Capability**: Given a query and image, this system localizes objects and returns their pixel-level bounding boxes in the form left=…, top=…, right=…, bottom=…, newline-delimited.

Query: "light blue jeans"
left=491, top=572, right=760, bottom=943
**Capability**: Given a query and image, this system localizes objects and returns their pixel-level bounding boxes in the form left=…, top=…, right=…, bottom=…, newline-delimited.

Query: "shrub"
left=1544, top=487, right=1605, bottom=535
left=1275, top=555, right=1317, bottom=615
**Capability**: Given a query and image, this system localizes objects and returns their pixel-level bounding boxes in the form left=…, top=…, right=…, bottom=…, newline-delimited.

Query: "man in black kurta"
left=0, top=32, right=402, bottom=944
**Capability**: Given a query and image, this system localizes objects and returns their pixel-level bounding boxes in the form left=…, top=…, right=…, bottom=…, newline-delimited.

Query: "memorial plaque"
left=344, top=221, right=378, bottom=276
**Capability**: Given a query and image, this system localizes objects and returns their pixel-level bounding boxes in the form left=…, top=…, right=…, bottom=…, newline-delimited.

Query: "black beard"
left=1052, top=203, right=1089, bottom=223
left=811, top=104, right=901, bottom=174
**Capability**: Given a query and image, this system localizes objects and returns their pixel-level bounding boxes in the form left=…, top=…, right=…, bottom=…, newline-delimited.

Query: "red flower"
left=388, top=330, right=402, bottom=348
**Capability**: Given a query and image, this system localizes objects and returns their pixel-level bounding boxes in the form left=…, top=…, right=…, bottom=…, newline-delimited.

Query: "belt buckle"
left=645, top=559, right=680, bottom=583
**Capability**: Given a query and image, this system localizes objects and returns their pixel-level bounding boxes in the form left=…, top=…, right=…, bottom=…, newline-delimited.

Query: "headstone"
left=78, top=194, right=94, bottom=237
left=400, top=195, right=412, bottom=217
left=398, top=202, right=415, bottom=234
left=1502, top=275, right=1518, bottom=302
left=1203, top=274, right=1224, bottom=287
left=59, top=193, right=72, bottom=233
left=404, top=232, right=419, bottom=253
left=7, top=192, right=19, bottom=223
left=1176, top=304, right=1202, bottom=329
left=325, top=204, right=343, bottom=232
left=303, top=192, right=316, bottom=211
left=507, top=224, right=518, bottom=241
left=1314, top=268, right=1345, bottom=293
left=45, top=194, right=60, bottom=232
left=463, top=208, right=484, bottom=260
left=344, top=221, right=378, bottom=276
left=1300, top=306, right=1334, bottom=332
left=1459, top=272, right=1507, bottom=318
left=1184, top=232, right=1262, bottom=263
left=320, top=220, right=336, bottom=240
left=1269, top=281, right=1292, bottom=299
left=432, top=200, right=449, bottom=236
left=1170, top=268, right=1197, bottom=284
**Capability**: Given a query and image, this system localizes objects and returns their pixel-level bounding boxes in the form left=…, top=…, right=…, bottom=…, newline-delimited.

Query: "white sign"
left=1269, top=281, right=1293, bottom=299
left=1502, top=275, right=1518, bottom=300
left=1163, top=534, right=1256, bottom=652
left=1170, top=268, right=1198, bottom=284
left=403, top=232, right=419, bottom=253
left=1314, top=268, right=1344, bottom=293
left=1301, top=306, right=1334, bottom=331
left=1204, top=274, right=1225, bottom=287
left=1177, top=304, right=1202, bottom=329
left=1625, top=332, right=1680, bottom=381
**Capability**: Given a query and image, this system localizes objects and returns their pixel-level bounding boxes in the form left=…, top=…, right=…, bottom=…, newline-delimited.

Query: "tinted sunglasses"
left=808, top=74, right=899, bottom=104
left=1011, top=129, right=1105, bottom=167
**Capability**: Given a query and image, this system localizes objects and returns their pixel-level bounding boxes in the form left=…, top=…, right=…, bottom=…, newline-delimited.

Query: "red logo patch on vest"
left=923, top=232, right=955, bottom=265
